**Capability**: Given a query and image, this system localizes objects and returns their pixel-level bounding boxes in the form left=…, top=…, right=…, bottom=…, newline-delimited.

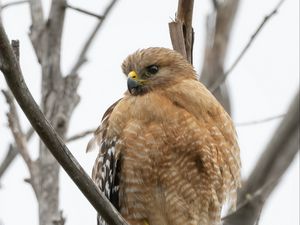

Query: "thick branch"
left=0, top=20, right=129, bottom=225
left=200, top=0, right=240, bottom=114
left=209, top=0, right=286, bottom=92
left=28, top=0, right=44, bottom=62
left=169, top=0, right=194, bottom=64
left=70, top=0, right=119, bottom=74
left=223, top=179, right=277, bottom=224
left=224, top=90, right=299, bottom=225
left=0, top=126, right=94, bottom=181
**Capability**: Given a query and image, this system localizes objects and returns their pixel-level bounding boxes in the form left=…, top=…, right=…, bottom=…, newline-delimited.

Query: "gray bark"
left=0, top=10, right=128, bottom=225
left=200, top=0, right=240, bottom=114
left=224, top=90, right=299, bottom=225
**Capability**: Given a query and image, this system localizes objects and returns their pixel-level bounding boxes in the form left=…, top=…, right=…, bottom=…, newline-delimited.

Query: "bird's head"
left=122, top=47, right=196, bottom=95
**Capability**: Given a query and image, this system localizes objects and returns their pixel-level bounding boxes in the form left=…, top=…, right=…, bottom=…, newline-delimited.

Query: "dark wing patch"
left=89, top=99, right=122, bottom=225
left=95, top=141, right=121, bottom=225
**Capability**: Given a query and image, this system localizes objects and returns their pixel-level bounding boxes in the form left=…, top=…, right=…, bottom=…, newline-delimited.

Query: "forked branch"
left=0, top=16, right=128, bottom=225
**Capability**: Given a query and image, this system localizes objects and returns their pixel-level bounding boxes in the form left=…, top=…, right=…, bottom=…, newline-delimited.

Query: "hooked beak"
left=127, top=71, right=144, bottom=95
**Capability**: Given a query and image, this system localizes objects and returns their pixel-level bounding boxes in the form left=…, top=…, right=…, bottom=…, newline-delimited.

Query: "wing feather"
left=89, top=99, right=122, bottom=225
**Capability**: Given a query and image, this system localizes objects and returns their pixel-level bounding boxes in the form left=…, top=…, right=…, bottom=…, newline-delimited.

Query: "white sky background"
left=0, top=0, right=299, bottom=225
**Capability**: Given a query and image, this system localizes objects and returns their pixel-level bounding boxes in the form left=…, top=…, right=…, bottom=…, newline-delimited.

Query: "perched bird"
left=87, top=47, right=241, bottom=225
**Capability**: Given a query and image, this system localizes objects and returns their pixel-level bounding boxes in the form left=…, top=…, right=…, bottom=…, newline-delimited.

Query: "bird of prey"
left=87, top=47, right=241, bottom=225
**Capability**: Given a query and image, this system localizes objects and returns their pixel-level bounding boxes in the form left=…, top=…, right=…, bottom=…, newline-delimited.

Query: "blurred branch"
left=28, top=0, right=45, bottom=63
left=0, top=125, right=95, bottom=183
left=212, top=0, right=218, bottom=10
left=1, top=0, right=28, bottom=10
left=200, top=0, right=240, bottom=114
left=0, top=38, right=33, bottom=184
left=209, top=0, right=286, bottom=93
left=0, top=128, right=34, bottom=184
left=224, top=90, right=299, bottom=225
left=65, top=3, right=104, bottom=20
left=235, top=113, right=285, bottom=127
left=2, top=89, right=39, bottom=197
left=0, top=126, right=95, bottom=180
left=169, top=0, right=194, bottom=64
left=67, top=128, right=95, bottom=143
left=223, top=179, right=277, bottom=223
left=0, top=18, right=129, bottom=225
left=2, top=90, right=32, bottom=167
left=1, top=40, right=39, bottom=197
left=70, top=0, right=119, bottom=74
left=0, top=144, right=18, bottom=182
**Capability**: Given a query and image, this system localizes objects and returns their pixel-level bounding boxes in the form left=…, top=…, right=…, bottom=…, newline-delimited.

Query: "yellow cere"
left=128, top=71, right=138, bottom=79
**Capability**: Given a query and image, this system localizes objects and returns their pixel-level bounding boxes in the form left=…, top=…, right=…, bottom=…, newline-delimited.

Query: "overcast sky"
left=0, top=0, right=299, bottom=225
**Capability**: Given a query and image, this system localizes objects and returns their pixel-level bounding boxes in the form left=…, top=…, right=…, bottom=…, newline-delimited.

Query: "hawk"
left=87, top=47, right=241, bottom=225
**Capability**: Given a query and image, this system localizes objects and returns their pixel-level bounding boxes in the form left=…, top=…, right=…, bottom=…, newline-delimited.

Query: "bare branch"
left=169, top=0, right=194, bottom=63
left=52, top=211, right=66, bottom=225
left=28, top=0, right=44, bottom=29
left=0, top=128, right=34, bottom=183
left=66, top=128, right=95, bottom=143
left=1, top=89, right=40, bottom=197
left=200, top=0, right=240, bottom=114
left=28, top=0, right=44, bottom=62
left=223, top=179, right=278, bottom=224
left=1, top=0, right=28, bottom=10
left=0, top=20, right=129, bottom=225
left=2, top=89, right=32, bottom=167
left=235, top=113, right=285, bottom=127
left=66, top=3, right=104, bottom=20
left=225, top=90, right=299, bottom=225
left=0, top=145, right=18, bottom=183
left=70, top=0, right=119, bottom=74
left=209, top=0, right=286, bottom=93
left=211, top=0, right=219, bottom=10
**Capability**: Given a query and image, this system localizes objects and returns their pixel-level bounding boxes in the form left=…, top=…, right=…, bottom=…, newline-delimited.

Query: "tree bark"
left=28, top=0, right=80, bottom=224
left=224, top=90, right=299, bottom=225
left=200, top=0, right=240, bottom=114
left=0, top=14, right=129, bottom=225
left=169, top=0, right=194, bottom=64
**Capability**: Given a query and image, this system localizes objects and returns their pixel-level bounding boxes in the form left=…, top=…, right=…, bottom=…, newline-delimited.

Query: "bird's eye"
left=146, top=65, right=159, bottom=75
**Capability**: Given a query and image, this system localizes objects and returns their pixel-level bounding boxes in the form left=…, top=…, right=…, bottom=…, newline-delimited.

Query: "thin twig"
left=1, top=0, right=28, bottom=10
left=67, top=128, right=95, bottom=142
left=70, top=0, right=119, bottom=74
left=66, top=3, right=104, bottom=20
left=235, top=113, right=285, bottom=127
left=0, top=128, right=34, bottom=182
left=222, top=179, right=277, bottom=221
left=209, top=0, right=286, bottom=93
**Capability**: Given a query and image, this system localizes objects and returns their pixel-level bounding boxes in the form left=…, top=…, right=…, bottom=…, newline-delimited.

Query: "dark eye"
left=146, top=65, right=159, bottom=75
